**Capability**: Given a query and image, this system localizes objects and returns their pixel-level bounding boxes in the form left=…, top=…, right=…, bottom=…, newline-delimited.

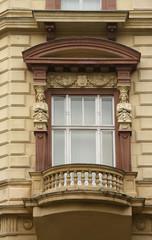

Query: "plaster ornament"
left=117, top=89, right=132, bottom=130
left=77, top=75, right=87, bottom=87
left=33, top=86, right=49, bottom=130
left=47, top=72, right=117, bottom=88
left=135, top=219, right=145, bottom=231
left=23, top=218, right=33, bottom=230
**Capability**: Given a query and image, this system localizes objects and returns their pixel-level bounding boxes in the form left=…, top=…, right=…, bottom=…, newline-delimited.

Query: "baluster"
left=112, top=174, right=116, bottom=191
left=116, top=176, right=120, bottom=192
left=102, top=172, right=106, bottom=188
left=81, top=171, right=85, bottom=185
left=67, top=170, right=70, bottom=186
left=88, top=170, right=92, bottom=186
left=74, top=171, right=77, bottom=186
left=44, top=177, right=48, bottom=191
left=56, top=173, right=59, bottom=188
left=60, top=172, right=64, bottom=187
left=119, top=177, right=123, bottom=193
left=96, top=171, right=100, bottom=186
left=52, top=174, right=55, bottom=188
left=107, top=173, right=111, bottom=189
left=48, top=175, right=51, bottom=189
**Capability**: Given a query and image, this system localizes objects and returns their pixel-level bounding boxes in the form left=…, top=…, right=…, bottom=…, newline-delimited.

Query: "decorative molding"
left=0, top=216, right=35, bottom=236
left=107, top=23, right=117, bottom=41
left=117, top=86, right=132, bottom=130
left=23, top=218, right=33, bottom=230
left=135, top=218, right=146, bottom=231
left=47, top=72, right=117, bottom=88
left=33, top=85, right=49, bottom=130
left=45, top=22, right=55, bottom=41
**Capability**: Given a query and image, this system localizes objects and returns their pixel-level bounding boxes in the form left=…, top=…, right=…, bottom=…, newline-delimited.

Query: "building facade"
left=0, top=0, right=152, bottom=239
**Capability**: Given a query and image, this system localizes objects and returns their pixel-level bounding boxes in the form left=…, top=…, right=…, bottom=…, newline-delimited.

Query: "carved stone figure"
left=117, top=90, right=132, bottom=130
left=33, top=86, right=49, bottom=130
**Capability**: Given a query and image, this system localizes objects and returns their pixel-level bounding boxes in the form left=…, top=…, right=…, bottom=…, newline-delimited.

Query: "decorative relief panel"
left=47, top=72, right=117, bottom=88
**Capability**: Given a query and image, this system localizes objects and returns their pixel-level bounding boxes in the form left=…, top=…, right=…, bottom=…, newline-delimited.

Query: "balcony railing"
left=30, top=164, right=137, bottom=198
left=43, top=164, right=124, bottom=193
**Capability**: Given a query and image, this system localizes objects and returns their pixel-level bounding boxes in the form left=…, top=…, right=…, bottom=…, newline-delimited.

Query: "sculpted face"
left=37, top=92, right=45, bottom=101
left=120, top=92, right=128, bottom=102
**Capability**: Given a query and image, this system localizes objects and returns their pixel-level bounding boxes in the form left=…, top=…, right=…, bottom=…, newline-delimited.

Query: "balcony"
left=27, top=164, right=137, bottom=204
left=23, top=164, right=142, bottom=240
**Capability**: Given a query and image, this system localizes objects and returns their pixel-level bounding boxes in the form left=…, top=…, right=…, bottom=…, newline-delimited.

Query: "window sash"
left=52, top=95, right=114, bottom=127
left=52, top=95, right=115, bottom=167
left=61, top=0, right=101, bottom=10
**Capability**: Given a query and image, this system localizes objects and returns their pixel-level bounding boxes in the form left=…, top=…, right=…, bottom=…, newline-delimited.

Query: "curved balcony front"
left=24, top=164, right=139, bottom=240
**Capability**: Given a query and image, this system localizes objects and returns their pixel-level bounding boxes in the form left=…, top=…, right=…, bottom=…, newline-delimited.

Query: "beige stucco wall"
left=0, top=32, right=45, bottom=205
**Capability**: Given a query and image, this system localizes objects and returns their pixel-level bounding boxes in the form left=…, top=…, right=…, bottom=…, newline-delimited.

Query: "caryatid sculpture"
left=33, top=86, right=49, bottom=130
left=117, top=87, right=132, bottom=130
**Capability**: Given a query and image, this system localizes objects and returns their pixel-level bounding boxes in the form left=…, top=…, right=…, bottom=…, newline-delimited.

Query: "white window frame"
left=61, top=0, right=102, bottom=11
left=52, top=95, right=115, bottom=167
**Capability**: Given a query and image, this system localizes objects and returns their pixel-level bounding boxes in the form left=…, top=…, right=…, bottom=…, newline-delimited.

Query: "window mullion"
left=82, top=97, right=84, bottom=125
left=80, top=0, right=83, bottom=10
left=96, top=129, right=101, bottom=164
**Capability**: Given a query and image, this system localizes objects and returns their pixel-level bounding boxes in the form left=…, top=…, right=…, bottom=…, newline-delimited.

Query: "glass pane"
left=83, top=0, right=101, bottom=10
left=102, top=131, right=113, bottom=166
left=71, top=130, right=96, bottom=163
left=101, top=97, right=113, bottom=125
left=84, top=97, right=95, bottom=125
left=71, top=97, right=82, bottom=125
left=53, top=130, right=65, bottom=166
left=53, top=97, right=65, bottom=125
left=62, top=0, right=79, bottom=10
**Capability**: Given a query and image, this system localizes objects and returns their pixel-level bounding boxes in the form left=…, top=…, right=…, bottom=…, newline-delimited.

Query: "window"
left=52, top=95, right=115, bottom=167
left=61, top=0, right=101, bottom=10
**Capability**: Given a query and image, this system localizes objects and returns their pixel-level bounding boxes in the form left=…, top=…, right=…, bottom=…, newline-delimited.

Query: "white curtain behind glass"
left=62, top=0, right=79, bottom=10
left=71, top=130, right=96, bottom=163
left=83, top=0, right=101, bottom=10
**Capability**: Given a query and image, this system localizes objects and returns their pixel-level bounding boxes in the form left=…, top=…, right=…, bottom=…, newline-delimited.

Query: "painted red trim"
left=23, top=38, right=141, bottom=72
left=46, top=0, right=61, bottom=9
left=102, top=0, right=116, bottom=10
left=34, top=131, right=47, bottom=171
left=118, top=131, right=131, bottom=171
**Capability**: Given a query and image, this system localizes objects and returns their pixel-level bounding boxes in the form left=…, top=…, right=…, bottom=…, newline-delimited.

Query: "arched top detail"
left=22, top=38, right=141, bottom=71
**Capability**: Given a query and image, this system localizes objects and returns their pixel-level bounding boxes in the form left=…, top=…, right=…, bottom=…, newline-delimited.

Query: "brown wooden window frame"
left=45, top=88, right=119, bottom=169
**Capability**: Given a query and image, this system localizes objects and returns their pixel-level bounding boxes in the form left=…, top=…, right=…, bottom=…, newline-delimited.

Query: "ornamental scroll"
left=117, top=86, right=132, bottom=130
left=47, top=72, right=117, bottom=88
left=33, top=85, right=49, bottom=130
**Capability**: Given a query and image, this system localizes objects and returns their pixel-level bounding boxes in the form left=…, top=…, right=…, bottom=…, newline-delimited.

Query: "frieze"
left=47, top=72, right=117, bottom=88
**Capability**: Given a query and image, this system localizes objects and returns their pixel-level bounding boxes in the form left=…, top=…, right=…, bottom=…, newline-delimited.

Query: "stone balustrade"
left=43, top=164, right=124, bottom=193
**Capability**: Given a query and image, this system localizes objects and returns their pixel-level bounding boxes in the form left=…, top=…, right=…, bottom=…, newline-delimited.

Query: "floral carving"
left=33, top=86, right=49, bottom=130
left=117, top=87, right=132, bottom=130
left=47, top=72, right=117, bottom=88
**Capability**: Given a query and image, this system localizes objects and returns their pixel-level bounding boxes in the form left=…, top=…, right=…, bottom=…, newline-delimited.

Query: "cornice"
left=0, top=9, right=37, bottom=32
left=1, top=9, right=152, bottom=33
left=33, top=10, right=129, bottom=23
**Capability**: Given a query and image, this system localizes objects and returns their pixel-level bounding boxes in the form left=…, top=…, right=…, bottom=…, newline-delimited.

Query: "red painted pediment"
left=23, top=38, right=140, bottom=70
